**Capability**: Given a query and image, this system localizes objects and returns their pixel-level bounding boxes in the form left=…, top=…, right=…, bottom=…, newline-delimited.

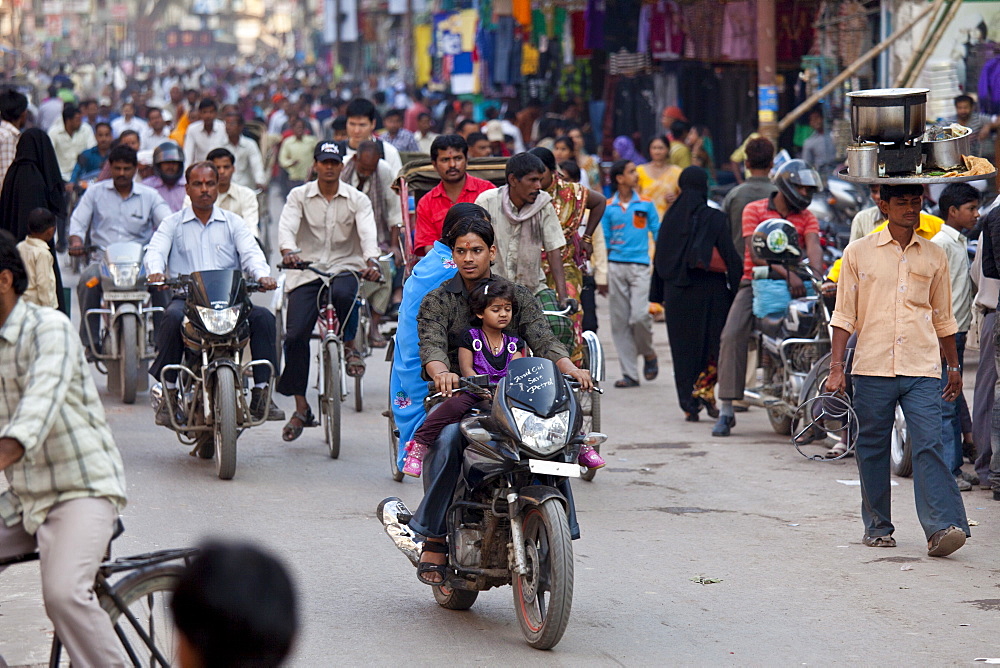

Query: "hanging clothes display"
left=721, top=0, right=756, bottom=61
left=584, top=0, right=605, bottom=51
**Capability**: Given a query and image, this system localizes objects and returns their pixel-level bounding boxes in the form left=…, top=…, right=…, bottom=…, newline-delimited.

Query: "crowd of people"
left=2, top=58, right=999, bottom=664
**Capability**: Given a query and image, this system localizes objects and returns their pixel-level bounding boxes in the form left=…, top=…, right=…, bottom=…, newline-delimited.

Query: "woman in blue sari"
left=389, top=203, right=492, bottom=469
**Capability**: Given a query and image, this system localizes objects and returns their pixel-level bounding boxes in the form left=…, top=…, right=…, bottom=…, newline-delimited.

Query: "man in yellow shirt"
left=278, top=119, right=314, bottom=190
left=826, top=182, right=969, bottom=557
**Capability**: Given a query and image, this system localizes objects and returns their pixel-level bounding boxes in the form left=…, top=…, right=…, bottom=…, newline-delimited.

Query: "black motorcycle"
left=150, top=269, right=275, bottom=480
left=378, top=357, right=605, bottom=650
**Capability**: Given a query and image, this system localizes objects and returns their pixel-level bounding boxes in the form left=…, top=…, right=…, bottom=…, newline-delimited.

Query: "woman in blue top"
left=601, top=159, right=661, bottom=388
left=389, top=203, right=483, bottom=471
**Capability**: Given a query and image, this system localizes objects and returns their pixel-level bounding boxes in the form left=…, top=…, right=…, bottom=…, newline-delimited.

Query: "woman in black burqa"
left=651, top=165, right=742, bottom=421
left=0, top=127, right=68, bottom=312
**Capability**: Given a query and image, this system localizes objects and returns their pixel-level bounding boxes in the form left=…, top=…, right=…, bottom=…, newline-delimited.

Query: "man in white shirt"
left=140, top=107, right=172, bottom=151
left=276, top=141, right=382, bottom=440
left=414, top=113, right=439, bottom=154
left=110, top=102, right=148, bottom=138
left=146, top=161, right=282, bottom=423
left=931, top=183, right=980, bottom=492
left=36, top=86, right=63, bottom=132
left=183, top=98, right=227, bottom=166
left=344, top=98, right=402, bottom=177
left=183, top=147, right=260, bottom=238
left=222, top=111, right=266, bottom=190
left=47, top=104, right=96, bottom=183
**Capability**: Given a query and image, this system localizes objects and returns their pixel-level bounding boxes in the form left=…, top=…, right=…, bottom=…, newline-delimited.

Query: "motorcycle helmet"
left=771, top=159, right=821, bottom=213
left=153, top=141, right=185, bottom=186
left=751, top=218, right=801, bottom=264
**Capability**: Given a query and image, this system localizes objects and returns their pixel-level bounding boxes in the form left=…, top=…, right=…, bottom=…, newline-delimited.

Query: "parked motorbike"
left=377, top=357, right=605, bottom=650
left=149, top=269, right=275, bottom=480
left=83, top=241, right=160, bottom=404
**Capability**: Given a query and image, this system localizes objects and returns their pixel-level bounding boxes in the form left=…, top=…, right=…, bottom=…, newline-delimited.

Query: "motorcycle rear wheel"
left=579, top=386, right=601, bottom=482
left=213, top=366, right=238, bottom=480
left=433, top=584, right=479, bottom=610
left=513, top=498, right=574, bottom=650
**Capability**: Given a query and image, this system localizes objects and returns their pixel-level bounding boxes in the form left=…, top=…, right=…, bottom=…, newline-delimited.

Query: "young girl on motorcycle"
left=402, top=277, right=606, bottom=477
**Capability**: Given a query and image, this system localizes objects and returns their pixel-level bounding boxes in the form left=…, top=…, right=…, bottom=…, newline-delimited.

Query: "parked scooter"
left=149, top=269, right=275, bottom=480
left=83, top=241, right=160, bottom=404
left=741, top=220, right=832, bottom=434
left=377, top=357, right=605, bottom=650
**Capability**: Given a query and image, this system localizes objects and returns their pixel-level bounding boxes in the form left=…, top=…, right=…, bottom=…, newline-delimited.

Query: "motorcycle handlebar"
left=277, top=261, right=385, bottom=284
left=424, top=374, right=603, bottom=394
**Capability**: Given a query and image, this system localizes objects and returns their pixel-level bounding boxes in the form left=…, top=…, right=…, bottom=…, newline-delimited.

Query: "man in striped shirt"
left=0, top=229, right=128, bottom=665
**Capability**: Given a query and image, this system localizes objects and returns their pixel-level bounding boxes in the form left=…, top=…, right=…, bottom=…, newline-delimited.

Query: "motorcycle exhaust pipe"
left=376, top=497, right=422, bottom=567
left=741, top=389, right=793, bottom=415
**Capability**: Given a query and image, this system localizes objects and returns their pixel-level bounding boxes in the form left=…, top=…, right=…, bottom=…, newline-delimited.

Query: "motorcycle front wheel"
left=119, top=314, right=139, bottom=404
left=513, top=498, right=574, bottom=650
left=213, top=366, right=238, bottom=480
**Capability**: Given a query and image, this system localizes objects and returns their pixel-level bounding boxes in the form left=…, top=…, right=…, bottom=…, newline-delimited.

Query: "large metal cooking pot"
left=923, top=125, right=973, bottom=170
left=847, top=88, right=928, bottom=143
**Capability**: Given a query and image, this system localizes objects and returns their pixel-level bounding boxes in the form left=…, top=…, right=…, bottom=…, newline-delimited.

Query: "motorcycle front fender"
left=513, top=485, right=568, bottom=517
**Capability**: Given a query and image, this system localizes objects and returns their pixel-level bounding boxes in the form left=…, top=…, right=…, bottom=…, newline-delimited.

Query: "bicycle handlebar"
left=277, top=261, right=385, bottom=284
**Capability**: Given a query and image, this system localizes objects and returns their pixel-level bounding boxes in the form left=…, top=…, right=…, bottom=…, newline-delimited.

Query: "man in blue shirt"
left=146, top=161, right=283, bottom=423
left=70, top=122, right=112, bottom=185
left=69, top=145, right=172, bottom=354
left=601, top=159, right=661, bottom=387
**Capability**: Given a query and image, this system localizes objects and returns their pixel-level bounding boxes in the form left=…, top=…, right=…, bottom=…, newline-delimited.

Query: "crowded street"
left=3, top=285, right=1000, bottom=664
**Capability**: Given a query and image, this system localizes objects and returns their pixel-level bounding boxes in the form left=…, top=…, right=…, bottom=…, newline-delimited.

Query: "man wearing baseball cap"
left=275, top=140, right=383, bottom=442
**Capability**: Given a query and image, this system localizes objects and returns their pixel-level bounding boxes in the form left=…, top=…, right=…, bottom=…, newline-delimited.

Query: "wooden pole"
left=757, top=0, right=778, bottom=143
left=777, top=0, right=939, bottom=133
left=893, top=0, right=950, bottom=87
left=900, top=0, right=964, bottom=88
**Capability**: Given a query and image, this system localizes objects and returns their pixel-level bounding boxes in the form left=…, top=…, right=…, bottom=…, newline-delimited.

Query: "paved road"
left=3, top=257, right=1000, bottom=665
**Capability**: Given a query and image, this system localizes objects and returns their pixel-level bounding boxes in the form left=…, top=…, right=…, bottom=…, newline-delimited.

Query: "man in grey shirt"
left=801, top=108, right=838, bottom=177
left=721, top=137, right=776, bottom=257
left=69, top=145, right=172, bottom=355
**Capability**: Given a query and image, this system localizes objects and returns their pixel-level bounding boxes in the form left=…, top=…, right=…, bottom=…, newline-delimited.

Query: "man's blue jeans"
left=853, top=375, right=969, bottom=540
left=940, top=332, right=966, bottom=477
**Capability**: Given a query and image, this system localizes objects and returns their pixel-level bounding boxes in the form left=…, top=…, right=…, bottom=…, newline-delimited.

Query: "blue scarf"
left=389, top=241, right=458, bottom=467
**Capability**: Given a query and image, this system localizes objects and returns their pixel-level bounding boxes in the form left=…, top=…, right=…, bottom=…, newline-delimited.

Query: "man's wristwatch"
left=946, top=365, right=961, bottom=373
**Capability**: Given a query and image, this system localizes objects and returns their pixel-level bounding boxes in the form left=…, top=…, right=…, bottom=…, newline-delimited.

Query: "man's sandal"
left=862, top=534, right=896, bottom=547
left=345, top=349, right=366, bottom=377
left=416, top=540, right=449, bottom=585
left=282, top=408, right=318, bottom=442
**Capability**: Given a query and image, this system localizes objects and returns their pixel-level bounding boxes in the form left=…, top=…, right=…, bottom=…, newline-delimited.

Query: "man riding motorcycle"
left=145, top=161, right=283, bottom=423
left=142, top=141, right=186, bottom=213
left=69, top=145, right=172, bottom=356
left=410, top=211, right=592, bottom=585
left=712, top=159, right=824, bottom=437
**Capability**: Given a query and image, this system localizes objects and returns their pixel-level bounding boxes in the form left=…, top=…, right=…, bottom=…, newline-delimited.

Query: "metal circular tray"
left=837, top=168, right=997, bottom=185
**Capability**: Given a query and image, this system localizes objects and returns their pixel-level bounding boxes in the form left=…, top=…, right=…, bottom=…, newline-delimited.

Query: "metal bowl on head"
left=923, top=124, right=973, bottom=170
left=847, top=88, right=929, bottom=143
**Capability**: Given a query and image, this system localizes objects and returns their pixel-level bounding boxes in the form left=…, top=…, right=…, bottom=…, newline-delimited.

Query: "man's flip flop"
left=643, top=356, right=659, bottom=381
left=282, top=409, right=317, bottom=442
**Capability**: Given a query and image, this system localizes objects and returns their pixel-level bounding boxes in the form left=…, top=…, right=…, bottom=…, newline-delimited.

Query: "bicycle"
left=0, top=521, right=197, bottom=667
left=276, top=262, right=376, bottom=457
left=541, top=301, right=606, bottom=482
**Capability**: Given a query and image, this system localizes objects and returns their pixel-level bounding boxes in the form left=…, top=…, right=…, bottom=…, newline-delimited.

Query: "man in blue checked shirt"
left=145, top=161, right=284, bottom=424
left=601, top=159, right=661, bottom=388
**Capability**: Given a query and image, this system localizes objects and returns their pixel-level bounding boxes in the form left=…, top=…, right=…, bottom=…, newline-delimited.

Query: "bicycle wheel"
left=387, top=361, right=403, bottom=482
left=100, top=564, right=184, bottom=667
left=323, top=340, right=342, bottom=458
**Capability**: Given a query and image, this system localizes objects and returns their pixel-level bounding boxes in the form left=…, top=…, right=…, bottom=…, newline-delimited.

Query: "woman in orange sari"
left=636, top=136, right=682, bottom=220
left=530, top=147, right=606, bottom=365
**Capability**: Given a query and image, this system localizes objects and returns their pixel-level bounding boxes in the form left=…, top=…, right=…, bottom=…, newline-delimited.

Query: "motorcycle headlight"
left=108, top=262, right=142, bottom=289
left=511, top=407, right=570, bottom=456
left=195, top=305, right=241, bottom=335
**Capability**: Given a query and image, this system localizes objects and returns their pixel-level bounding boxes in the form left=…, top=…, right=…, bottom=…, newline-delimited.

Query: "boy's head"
left=938, top=182, right=981, bottom=231
left=172, top=541, right=298, bottom=668
left=27, top=208, right=56, bottom=242
left=0, top=229, right=27, bottom=296
left=878, top=183, right=924, bottom=228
